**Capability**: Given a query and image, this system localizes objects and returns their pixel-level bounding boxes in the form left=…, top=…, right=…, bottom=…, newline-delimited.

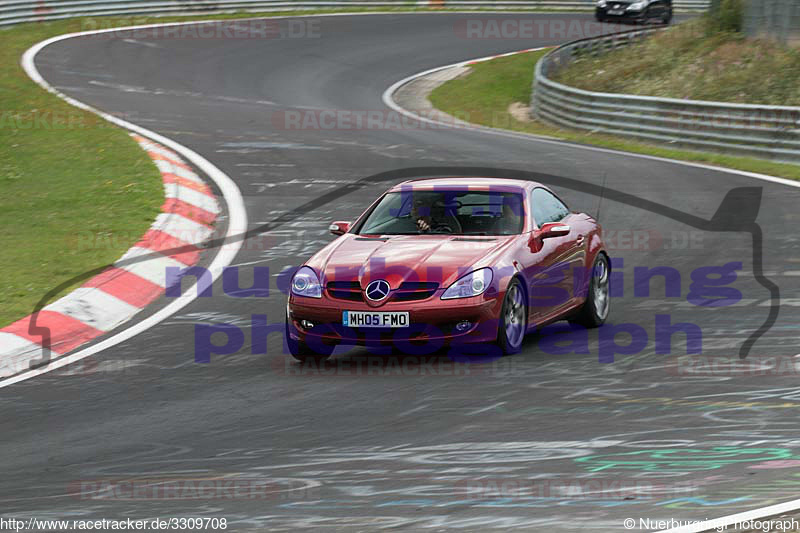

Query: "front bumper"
left=287, top=291, right=504, bottom=349
left=596, top=6, right=645, bottom=21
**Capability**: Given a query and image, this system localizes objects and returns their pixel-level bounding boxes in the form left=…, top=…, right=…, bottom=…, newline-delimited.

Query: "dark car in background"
left=595, top=0, right=672, bottom=24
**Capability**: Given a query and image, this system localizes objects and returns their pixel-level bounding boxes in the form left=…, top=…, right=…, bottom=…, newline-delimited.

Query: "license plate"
left=608, top=9, right=624, bottom=14
left=343, top=311, right=409, bottom=328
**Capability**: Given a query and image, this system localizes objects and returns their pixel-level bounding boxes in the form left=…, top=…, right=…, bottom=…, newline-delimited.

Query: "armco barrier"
left=0, top=1, right=709, bottom=27
left=531, top=26, right=800, bottom=163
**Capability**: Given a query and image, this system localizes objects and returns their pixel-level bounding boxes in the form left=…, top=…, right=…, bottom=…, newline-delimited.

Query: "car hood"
left=308, top=234, right=516, bottom=289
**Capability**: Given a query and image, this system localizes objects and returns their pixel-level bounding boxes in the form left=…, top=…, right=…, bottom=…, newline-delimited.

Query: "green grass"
left=554, top=18, right=800, bottom=105
left=0, top=21, right=167, bottom=327
left=428, top=49, right=800, bottom=181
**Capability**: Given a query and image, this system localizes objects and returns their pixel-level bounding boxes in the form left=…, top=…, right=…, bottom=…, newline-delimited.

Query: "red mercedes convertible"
left=286, top=177, right=609, bottom=361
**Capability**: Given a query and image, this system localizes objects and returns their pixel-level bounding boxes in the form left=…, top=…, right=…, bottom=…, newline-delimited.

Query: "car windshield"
left=356, top=190, right=524, bottom=236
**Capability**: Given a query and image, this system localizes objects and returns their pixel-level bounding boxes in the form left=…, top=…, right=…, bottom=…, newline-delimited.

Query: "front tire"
left=569, top=253, right=610, bottom=328
left=285, top=316, right=333, bottom=363
left=496, top=278, right=527, bottom=355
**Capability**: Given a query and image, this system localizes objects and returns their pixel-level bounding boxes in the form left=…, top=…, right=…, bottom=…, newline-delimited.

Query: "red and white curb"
left=0, top=134, right=219, bottom=378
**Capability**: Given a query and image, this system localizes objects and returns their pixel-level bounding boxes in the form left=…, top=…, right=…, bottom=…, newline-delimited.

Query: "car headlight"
left=441, top=268, right=493, bottom=300
left=291, top=266, right=322, bottom=298
left=597, top=0, right=607, bottom=7
left=628, top=1, right=646, bottom=10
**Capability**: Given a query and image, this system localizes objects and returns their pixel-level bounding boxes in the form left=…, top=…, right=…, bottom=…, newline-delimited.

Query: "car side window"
left=531, top=188, right=570, bottom=226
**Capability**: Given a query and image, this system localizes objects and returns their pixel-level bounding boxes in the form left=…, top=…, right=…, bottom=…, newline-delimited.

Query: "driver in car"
left=412, top=193, right=462, bottom=233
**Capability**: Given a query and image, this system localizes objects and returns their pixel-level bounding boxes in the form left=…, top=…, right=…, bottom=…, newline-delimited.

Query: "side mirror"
left=329, top=221, right=350, bottom=236
left=528, top=223, right=570, bottom=253
left=538, top=222, right=570, bottom=239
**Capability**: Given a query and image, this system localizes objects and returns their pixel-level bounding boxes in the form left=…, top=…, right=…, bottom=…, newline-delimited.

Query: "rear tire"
left=661, top=9, right=672, bottom=25
left=496, top=278, right=527, bottom=355
left=285, top=315, right=333, bottom=363
left=569, top=253, right=610, bottom=328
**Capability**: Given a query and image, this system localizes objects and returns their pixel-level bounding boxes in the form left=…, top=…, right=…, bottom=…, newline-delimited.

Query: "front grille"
left=326, top=281, right=440, bottom=303
left=327, top=281, right=362, bottom=302
left=397, top=281, right=438, bottom=290
left=328, top=290, right=362, bottom=301
left=327, top=281, right=361, bottom=289
left=392, top=291, right=434, bottom=302
left=392, top=281, right=438, bottom=302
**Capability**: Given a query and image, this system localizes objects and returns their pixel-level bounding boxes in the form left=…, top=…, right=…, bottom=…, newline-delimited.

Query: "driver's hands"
left=416, top=218, right=431, bottom=232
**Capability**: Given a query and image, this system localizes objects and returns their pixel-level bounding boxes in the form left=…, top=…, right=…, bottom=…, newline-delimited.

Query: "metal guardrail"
left=745, top=0, right=800, bottom=46
left=0, top=0, right=710, bottom=27
left=531, top=27, right=800, bottom=163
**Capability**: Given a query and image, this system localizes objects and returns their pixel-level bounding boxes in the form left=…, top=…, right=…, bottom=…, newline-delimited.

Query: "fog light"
left=301, top=320, right=315, bottom=329
left=455, top=320, right=472, bottom=332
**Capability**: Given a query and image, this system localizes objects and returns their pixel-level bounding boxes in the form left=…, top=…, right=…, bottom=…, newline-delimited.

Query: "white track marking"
left=140, top=143, right=181, bottom=161
left=152, top=212, right=214, bottom=243
left=116, top=247, right=188, bottom=288
left=43, top=287, right=141, bottom=332
left=0, top=334, right=53, bottom=378
left=165, top=182, right=220, bottom=213
left=154, top=159, right=205, bottom=183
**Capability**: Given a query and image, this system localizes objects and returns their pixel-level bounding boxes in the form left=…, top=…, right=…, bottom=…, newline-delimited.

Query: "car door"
left=524, top=188, right=585, bottom=325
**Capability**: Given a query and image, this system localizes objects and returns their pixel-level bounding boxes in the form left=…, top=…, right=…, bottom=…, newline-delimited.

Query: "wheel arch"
left=505, top=271, right=531, bottom=332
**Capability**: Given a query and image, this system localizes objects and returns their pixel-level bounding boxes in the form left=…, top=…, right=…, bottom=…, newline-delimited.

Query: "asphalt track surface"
left=6, top=12, right=800, bottom=532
